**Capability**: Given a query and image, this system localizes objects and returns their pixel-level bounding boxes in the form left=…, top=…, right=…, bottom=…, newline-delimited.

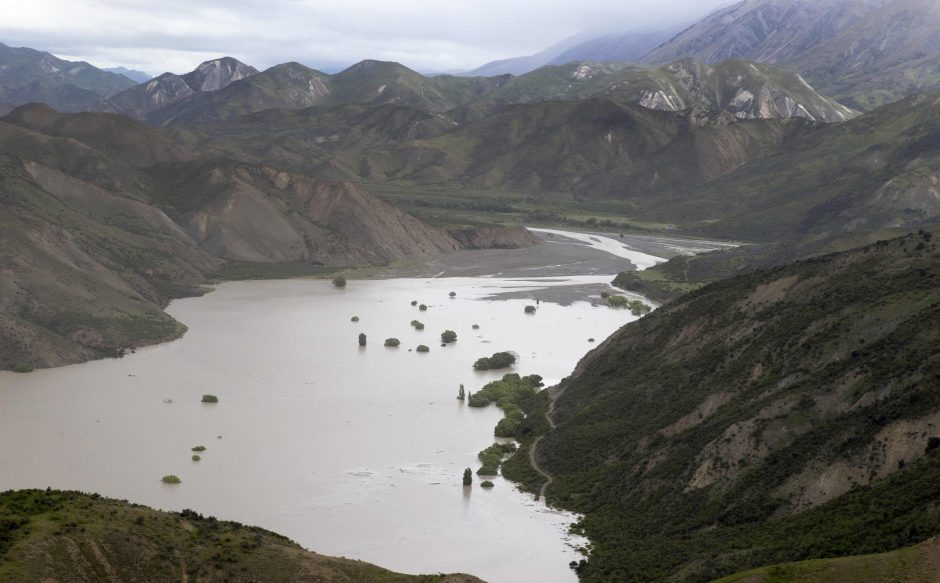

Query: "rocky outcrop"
left=111, top=57, right=259, bottom=121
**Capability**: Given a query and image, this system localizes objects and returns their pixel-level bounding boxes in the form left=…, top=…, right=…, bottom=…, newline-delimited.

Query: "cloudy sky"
left=0, top=0, right=730, bottom=75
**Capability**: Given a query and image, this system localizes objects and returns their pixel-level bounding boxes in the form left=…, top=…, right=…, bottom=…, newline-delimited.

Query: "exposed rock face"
left=448, top=226, right=541, bottom=249
left=643, top=0, right=940, bottom=108
left=110, top=57, right=259, bottom=121
left=182, top=57, right=258, bottom=92
left=655, top=58, right=857, bottom=122
left=178, top=164, right=460, bottom=265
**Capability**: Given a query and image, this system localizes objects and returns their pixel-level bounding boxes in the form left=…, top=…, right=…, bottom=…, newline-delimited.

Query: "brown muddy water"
left=0, top=273, right=649, bottom=582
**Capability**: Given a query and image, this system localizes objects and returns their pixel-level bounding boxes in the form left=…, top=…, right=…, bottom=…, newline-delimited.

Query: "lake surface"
left=0, top=269, right=649, bottom=581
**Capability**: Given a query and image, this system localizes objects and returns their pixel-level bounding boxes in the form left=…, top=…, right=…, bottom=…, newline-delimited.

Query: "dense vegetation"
left=0, top=490, right=480, bottom=582
left=536, top=232, right=940, bottom=581
left=468, top=374, right=545, bottom=438
left=476, top=442, right=517, bottom=476
left=472, top=351, right=517, bottom=370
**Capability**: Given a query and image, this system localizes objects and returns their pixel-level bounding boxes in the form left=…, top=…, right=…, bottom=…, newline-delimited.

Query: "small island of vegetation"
left=524, top=305, right=536, bottom=314
left=468, top=373, right=545, bottom=438
left=477, top=442, right=517, bottom=475
left=358, top=333, right=367, bottom=346
left=161, top=475, right=181, bottom=484
left=384, top=338, right=400, bottom=347
left=473, top=351, right=517, bottom=370
left=416, top=345, right=430, bottom=353
left=201, top=394, right=218, bottom=403
left=441, top=330, right=457, bottom=343
left=410, top=320, right=425, bottom=330
left=332, top=276, right=346, bottom=288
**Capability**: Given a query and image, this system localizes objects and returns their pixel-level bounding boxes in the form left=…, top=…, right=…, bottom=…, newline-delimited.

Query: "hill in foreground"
left=0, top=489, right=483, bottom=583
left=535, top=231, right=940, bottom=581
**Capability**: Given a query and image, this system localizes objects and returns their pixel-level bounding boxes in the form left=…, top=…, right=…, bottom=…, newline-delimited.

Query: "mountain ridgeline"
left=536, top=231, right=940, bottom=581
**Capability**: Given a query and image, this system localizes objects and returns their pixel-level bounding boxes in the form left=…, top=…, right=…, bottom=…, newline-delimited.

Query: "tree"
left=358, top=333, right=367, bottom=346
left=441, top=330, right=457, bottom=343
left=524, top=305, right=536, bottom=314
left=332, top=276, right=347, bottom=288
left=463, top=468, right=472, bottom=486
left=458, top=384, right=465, bottom=400
left=384, top=338, right=401, bottom=347
left=419, top=304, right=428, bottom=311
left=449, top=291, right=456, bottom=298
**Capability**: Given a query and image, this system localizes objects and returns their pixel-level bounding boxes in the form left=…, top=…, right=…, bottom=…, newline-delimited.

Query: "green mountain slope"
left=0, top=489, right=481, bottom=583
left=536, top=231, right=940, bottom=582
left=0, top=42, right=135, bottom=112
left=715, top=535, right=940, bottom=583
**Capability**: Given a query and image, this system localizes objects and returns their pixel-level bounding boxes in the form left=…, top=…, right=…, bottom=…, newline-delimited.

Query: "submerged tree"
left=458, top=384, right=465, bottom=400
left=462, top=468, right=473, bottom=486
left=358, top=333, right=367, bottom=346
left=332, top=276, right=347, bottom=288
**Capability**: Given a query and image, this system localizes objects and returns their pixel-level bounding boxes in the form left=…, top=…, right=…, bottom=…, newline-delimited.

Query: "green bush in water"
left=441, top=330, right=457, bottom=343
left=384, top=338, right=401, bottom=347
left=161, top=475, right=181, bottom=484
left=201, top=394, right=219, bottom=403
left=416, top=345, right=430, bottom=353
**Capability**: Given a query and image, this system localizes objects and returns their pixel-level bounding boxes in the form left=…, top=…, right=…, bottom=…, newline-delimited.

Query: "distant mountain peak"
left=182, top=57, right=258, bottom=92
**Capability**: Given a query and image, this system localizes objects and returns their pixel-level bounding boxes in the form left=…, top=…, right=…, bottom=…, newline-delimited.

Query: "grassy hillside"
left=0, top=489, right=481, bottom=583
left=715, top=536, right=940, bottom=583
left=535, top=231, right=940, bottom=581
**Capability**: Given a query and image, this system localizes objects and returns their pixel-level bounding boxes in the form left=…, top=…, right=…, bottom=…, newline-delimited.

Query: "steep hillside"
left=0, top=489, right=482, bottom=583
left=648, top=93, right=940, bottom=241
left=643, top=0, right=940, bottom=109
left=643, top=0, right=886, bottom=66
left=490, top=59, right=856, bottom=122
left=0, top=106, right=460, bottom=369
left=548, top=29, right=678, bottom=65
left=184, top=97, right=807, bottom=202
left=0, top=42, right=135, bottom=112
left=536, top=231, right=940, bottom=581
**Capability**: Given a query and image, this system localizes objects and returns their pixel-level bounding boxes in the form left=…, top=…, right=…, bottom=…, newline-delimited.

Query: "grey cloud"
left=1, top=0, right=729, bottom=75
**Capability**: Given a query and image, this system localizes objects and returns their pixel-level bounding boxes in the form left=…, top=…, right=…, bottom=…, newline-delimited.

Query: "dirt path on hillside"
left=530, top=385, right=563, bottom=502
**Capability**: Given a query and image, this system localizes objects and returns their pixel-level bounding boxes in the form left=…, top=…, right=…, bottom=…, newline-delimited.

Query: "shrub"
left=332, top=276, right=346, bottom=288
left=384, top=338, right=401, bottom=347
left=419, top=304, right=428, bottom=311
left=411, top=320, right=425, bottom=330
left=481, top=480, right=494, bottom=488
left=589, top=338, right=595, bottom=343
left=463, top=468, right=473, bottom=486
left=191, top=455, right=201, bottom=462
left=473, top=351, right=517, bottom=370
left=600, top=292, right=610, bottom=299
left=351, top=316, right=359, bottom=322
left=441, top=330, right=458, bottom=343
left=416, top=345, right=430, bottom=353
left=524, top=305, right=536, bottom=314
left=411, top=300, right=418, bottom=306
left=191, top=446, right=206, bottom=452
left=358, top=333, right=367, bottom=346
left=161, top=475, right=181, bottom=484
left=201, top=394, right=219, bottom=403
left=607, top=295, right=629, bottom=307
left=449, top=292, right=456, bottom=298
left=472, top=324, right=480, bottom=330
left=13, top=363, right=34, bottom=373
